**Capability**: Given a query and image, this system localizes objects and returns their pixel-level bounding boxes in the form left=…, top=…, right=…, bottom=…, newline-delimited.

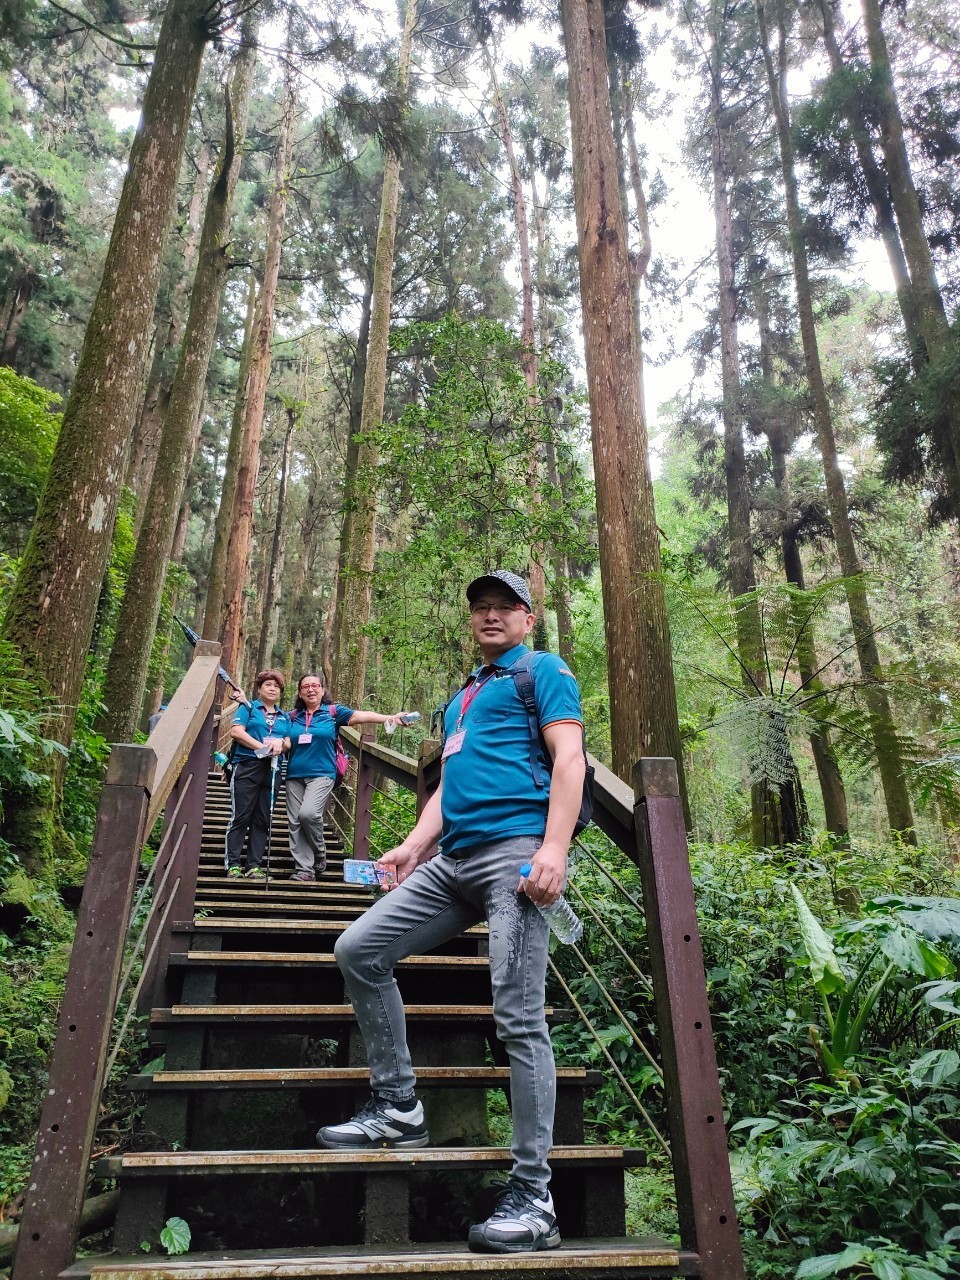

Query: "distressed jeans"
left=334, top=835, right=555, bottom=1193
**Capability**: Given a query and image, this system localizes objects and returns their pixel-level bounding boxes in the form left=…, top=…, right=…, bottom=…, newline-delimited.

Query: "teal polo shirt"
left=286, top=703, right=354, bottom=779
left=439, top=644, right=583, bottom=856
left=233, top=701, right=292, bottom=760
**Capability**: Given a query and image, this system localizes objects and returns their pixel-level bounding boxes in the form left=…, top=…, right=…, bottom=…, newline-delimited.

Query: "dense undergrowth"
left=1, top=717, right=959, bottom=1279
left=549, top=827, right=960, bottom=1278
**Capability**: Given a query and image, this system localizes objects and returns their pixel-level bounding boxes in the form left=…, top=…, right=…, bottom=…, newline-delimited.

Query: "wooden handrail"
left=144, top=641, right=220, bottom=830
left=13, top=643, right=221, bottom=1280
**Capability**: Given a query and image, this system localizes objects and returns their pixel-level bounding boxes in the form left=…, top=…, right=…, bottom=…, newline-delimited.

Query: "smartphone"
left=343, top=858, right=396, bottom=887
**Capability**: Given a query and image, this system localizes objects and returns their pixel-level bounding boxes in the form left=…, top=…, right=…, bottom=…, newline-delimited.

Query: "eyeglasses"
left=300, top=683, right=323, bottom=691
left=469, top=601, right=527, bottom=616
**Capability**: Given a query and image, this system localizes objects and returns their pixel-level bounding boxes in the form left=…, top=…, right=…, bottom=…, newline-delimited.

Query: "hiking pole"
left=172, top=615, right=252, bottom=709
left=264, top=753, right=279, bottom=894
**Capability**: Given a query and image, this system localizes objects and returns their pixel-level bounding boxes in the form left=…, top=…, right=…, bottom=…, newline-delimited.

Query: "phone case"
left=343, top=858, right=394, bottom=886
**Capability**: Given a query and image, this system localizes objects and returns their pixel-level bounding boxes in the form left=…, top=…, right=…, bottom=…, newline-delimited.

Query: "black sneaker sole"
left=467, top=1227, right=561, bottom=1254
left=316, top=1131, right=430, bottom=1150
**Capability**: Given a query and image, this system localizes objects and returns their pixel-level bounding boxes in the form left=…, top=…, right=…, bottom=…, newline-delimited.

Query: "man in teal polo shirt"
left=318, top=570, right=586, bottom=1254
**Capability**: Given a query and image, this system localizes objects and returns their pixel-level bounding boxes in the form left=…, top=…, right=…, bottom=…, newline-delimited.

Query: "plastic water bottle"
left=519, top=863, right=583, bottom=944
left=214, top=751, right=229, bottom=768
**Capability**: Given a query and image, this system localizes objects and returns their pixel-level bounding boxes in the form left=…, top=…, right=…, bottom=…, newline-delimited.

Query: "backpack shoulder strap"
left=509, top=651, right=550, bottom=789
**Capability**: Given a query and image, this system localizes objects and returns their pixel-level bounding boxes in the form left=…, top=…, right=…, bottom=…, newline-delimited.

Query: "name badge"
left=442, top=730, right=465, bottom=759
left=298, top=733, right=312, bottom=745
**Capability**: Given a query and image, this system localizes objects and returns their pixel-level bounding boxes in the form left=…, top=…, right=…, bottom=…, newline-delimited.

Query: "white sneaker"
left=468, top=1179, right=561, bottom=1253
left=316, top=1095, right=429, bottom=1149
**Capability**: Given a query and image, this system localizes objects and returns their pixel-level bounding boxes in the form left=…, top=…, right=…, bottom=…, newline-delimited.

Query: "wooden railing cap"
left=632, top=756, right=680, bottom=800
left=105, top=743, right=158, bottom=791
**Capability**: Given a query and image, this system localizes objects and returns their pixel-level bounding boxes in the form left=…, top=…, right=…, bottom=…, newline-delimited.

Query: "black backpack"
left=440, top=650, right=594, bottom=836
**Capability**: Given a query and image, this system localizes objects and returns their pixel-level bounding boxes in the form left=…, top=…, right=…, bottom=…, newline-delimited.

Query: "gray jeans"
left=334, top=834, right=555, bottom=1193
left=286, top=775, right=336, bottom=873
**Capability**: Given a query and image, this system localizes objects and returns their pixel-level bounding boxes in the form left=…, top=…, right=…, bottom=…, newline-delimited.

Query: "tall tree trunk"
left=283, top=459, right=319, bottom=674
left=2, top=0, right=210, bottom=759
left=330, top=274, right=373, bottom=684
left=531, top=173, right=576, bottom=667
left=127, top=140, right=212, bottom=517
left=816, top=0, right=922, bottom=367
left=755, top=285, right=848, bottom=837
left=0, top=271, right=36, bottom=366
left=98, top=32, right=258, bottom=740
left=202, top=269, right=257, bottom=639
left=219, top=68, right=295, bottom=680
left=255, top=402, right=295, bottom=671
left=710, top=61, right=809, bottom=847
left=484, top=39, right=547, bottom=642
left=710, top=94, right=770, bottom=845
left=757, top=0, right=915, bottom=839
left=559, top=0, right=688, bottom=808
left=334, top=0, right=418, bottom=708
left=858, top=0, right=960, bottom=496
left=142, top=407, right=205, bottom=729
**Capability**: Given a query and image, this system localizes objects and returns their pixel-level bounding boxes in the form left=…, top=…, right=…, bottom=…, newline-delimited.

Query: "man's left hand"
left=518, top=843, right=568, bottom=908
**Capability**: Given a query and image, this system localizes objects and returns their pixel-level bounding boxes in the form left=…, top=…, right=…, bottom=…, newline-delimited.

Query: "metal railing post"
left=632, top=757, right=745, bottom=1280
left=352, top=727, right=377, bottom=860
left=12, top=746, right=157, bottom=1280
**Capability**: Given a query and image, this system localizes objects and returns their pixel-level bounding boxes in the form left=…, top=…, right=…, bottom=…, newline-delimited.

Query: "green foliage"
left=790, top=887, right=958, bottom=1078
left=160, top=1216, right=192, bottom=1255
left=366, top=314, right=594, bottom=705
left=0, top=367, right=60, bottom=553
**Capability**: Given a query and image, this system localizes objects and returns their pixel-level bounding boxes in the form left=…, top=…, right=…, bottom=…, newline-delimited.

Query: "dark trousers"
left=225, top=757, right=274, bottom=868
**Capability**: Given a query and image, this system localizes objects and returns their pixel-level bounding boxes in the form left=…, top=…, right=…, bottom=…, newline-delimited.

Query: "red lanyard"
left=303, top=710, right=313, bottom=731
left=456, top=669, right=495, bottom=730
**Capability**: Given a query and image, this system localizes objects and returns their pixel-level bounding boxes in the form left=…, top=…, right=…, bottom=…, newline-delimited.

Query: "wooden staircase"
left=65, top=770, right=688, bottom=1278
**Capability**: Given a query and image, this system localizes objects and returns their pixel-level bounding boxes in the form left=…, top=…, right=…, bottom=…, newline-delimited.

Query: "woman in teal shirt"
left=283, top=673, right=413, bottom=882
left=225, top=669, right=291, bottom=878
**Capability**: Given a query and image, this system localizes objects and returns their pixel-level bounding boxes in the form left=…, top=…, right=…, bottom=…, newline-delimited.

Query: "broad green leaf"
left=877, top=927, right=952, bottom=978
left=791, top=885, right=845, bottom=995
left=796, top=1255, right=845, bottom=1278
left=872, top=1258, right=904, bottom=1280
left=908, top=1049, right=960, bottom=1088
left=160, top=1217, right=190, bottom=1256
left=867, top=896, right=960, bottom=942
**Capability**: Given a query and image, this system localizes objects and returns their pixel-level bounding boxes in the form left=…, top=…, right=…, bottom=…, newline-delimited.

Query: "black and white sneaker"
left=467, top=1179, right=561, bottom=1253
left=316, top=1094, right=429, bottom=1150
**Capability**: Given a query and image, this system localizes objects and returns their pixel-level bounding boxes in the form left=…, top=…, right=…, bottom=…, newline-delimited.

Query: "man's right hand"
left=376, top=843, right=426, bottom=889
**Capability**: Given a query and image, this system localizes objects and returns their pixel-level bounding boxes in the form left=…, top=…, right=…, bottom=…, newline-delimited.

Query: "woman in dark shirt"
left=283, top=673, right=412, bottom=882
left=225, top=669, right=291, bottom=878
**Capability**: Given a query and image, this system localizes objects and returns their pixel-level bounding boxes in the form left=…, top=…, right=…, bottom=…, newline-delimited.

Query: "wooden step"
left=64, top=1238, right=686, bottom=1278
left=128, top=1066, right=602, bottom=1091
left=97, top=1145, right=643, bottom=1177
left=168, top=951, right=490, bottom=970
left=194, top=887, right=370, bottom=905
left=179, top=918, right=488, bottom=937
left=191, top=901, right=370, bottom=919
left=150, top=1004, right=567, bottom=1026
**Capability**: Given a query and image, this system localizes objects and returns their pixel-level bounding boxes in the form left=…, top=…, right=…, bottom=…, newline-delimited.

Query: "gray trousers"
left=333, top=834, right=555, bottom=1193
left=285, top=775, right=336, bottom=873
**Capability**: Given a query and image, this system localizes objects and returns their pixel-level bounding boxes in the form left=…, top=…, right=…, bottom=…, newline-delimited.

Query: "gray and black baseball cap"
left=466, top=570, right=533, bottom=612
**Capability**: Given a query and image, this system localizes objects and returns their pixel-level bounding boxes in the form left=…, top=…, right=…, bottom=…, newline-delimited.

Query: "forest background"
left=1, top=0, right=960, bottom=1275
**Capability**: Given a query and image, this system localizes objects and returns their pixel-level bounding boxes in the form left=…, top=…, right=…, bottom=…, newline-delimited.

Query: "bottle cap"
left=519, top=863, right=532, bottom=876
